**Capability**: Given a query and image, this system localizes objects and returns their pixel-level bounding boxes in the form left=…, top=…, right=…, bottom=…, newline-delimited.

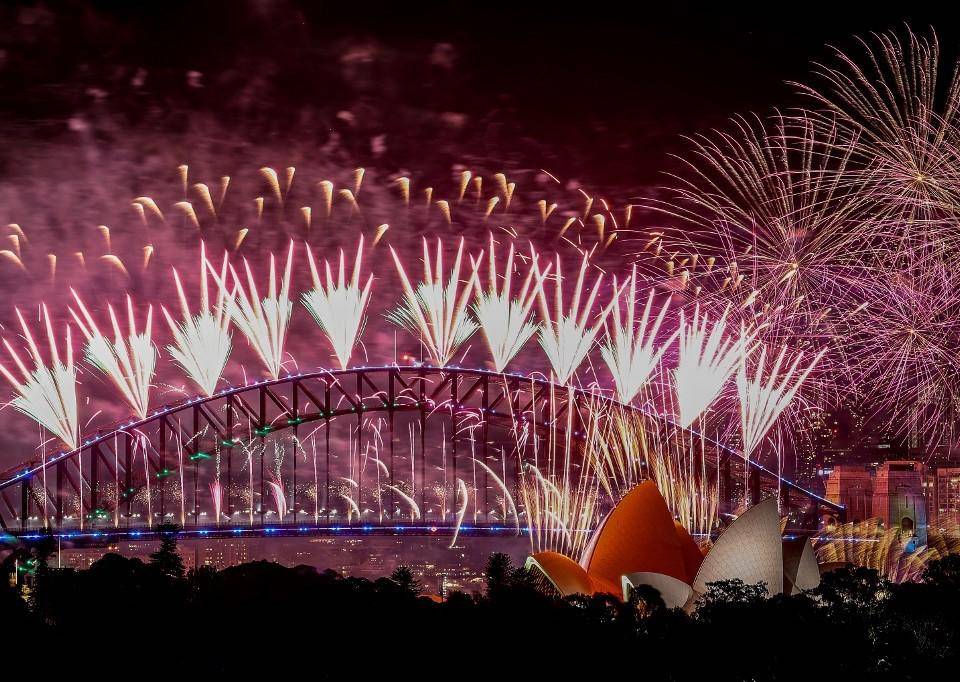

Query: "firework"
left=648, top=113, right=870, bottom=343
left=385, top=484, right=421, bottom=520
left=217, top=241, right=295, bottom=380
left=843, top=253, right=960, bottom=446
left=471, top=457, right=519, bottom=531
left=162, top=243, right=233, bottom=397
left=70, top=293, right=157, bottom=421
left=388, top=238, right=480, bottom=366
left=737, top=344, right=825, bottom=469
left=0, top=160, right=831, bottom=542
left=799, top=27, right=960, bottom=233
left=535, top=253, right=618, bottom=385
left=209, top=480, right=224, bottom=524
left=266, top=480, right=287, bottom=519
left=0, top=306, right=79, bottom=451
left=302, top=238, right=373, bottom=370
left=520, top=464, right=598, bottom=558
left=471, top=236, right=545, bottom=372
left=448, top=478, right=469, bottom=548
left=584, top=402, right=719, bottom=536
left=600, top=264, right=677, bottom=404
left=673, top=305, right=746, bottom=428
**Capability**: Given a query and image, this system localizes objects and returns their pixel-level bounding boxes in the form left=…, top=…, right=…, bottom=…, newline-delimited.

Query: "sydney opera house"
left=526, top=482, right=821, bottom=608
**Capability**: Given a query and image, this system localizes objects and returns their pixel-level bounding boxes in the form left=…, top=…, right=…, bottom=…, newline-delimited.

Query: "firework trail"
left=302, top=237, right=373, bottom=371
left=448, top=478, right=469, bottom=548
left=388, top=237, right=480, bottom=366
left=70, top=292, right=157, bottom=421
left=600, top=264, right=677, bottom=404
left=385, top=484, right=421, bottom=521
left=471, top=236, right=545, bottom=373
left=0, top=306, right=79, bottom=451
left=584, top=402, right=719, bottom=536
left=209, top=479, right=224, bottom=525
left=217, top=241, right=295, bottom=380
left=266, top=480, right=287, bottom=520
left=471, top=457, right=519, bottom=532
left=535, top=253, right=618, bottom=385
left=162, top=243, right=233, bottom=397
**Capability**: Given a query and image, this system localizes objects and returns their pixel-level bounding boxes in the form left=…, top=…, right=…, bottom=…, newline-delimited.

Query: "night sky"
left=2, top=2, right=958, bottom=187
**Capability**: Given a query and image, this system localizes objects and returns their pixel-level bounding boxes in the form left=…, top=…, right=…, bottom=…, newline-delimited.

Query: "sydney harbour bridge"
left=0, top=366, right=842, bottom=544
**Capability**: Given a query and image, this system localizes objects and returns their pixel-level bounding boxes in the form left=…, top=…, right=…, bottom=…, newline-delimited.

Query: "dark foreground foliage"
left=3, top=537, right=960, bottom=679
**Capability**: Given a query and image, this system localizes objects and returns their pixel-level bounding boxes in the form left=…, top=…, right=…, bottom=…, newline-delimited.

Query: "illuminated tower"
left=825, top=465, right=873, bottom=524
left=872, top=461, right=927, bottom=545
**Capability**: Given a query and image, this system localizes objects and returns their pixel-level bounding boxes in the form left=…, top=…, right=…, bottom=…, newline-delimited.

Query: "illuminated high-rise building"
left=930, top=467, right=960, bottom=529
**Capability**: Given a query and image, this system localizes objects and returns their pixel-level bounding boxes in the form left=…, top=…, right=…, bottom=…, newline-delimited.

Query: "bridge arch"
left=0, top=365, right=841, bottom=541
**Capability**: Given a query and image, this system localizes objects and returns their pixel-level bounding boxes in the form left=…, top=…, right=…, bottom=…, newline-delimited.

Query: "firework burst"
left=70, top=292, right=157, bottom=421
left=648, top=112, right=870, bottom=345
left=471, top=236, right=545, bottom=373
left=600, top=264, right=676, bottom=404
left=162, top=244, right=233, bottom=397
left=737, top=344, right=825, bottom=484
left=388, top=238, right=480, bottom=366
left=302, top=237, right=373, bottom=370
left=0, top=306, right=79, bottom=451
left=673, top=305, right=746, bottom=428
left=799, top=27, right=960, bottom=235
left=535, top=254, right=618, bottom=385
left=843, top=253, right=960, bottom=445
left=218, top=241, right=295, bottom=380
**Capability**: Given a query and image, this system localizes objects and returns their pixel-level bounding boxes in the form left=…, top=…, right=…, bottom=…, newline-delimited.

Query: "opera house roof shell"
left=526, top=481, right=820, bottom=608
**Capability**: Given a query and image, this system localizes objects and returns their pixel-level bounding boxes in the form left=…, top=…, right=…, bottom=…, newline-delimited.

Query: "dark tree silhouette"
left=390, top=565, right=422, bottom=595
left=484, top=552, right=512, bottom=596
left=3, top=550, right=960, bottom=677
left=149, top=523, right=185, bottom=579
left=923, top=554, right=960, bottom=588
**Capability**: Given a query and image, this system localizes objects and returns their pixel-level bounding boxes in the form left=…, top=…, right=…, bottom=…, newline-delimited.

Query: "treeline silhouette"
left=3, top=525, right=959, bottom=678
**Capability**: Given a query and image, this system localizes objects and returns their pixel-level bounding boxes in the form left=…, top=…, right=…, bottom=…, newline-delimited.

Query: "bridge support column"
left=721, top=458, right=731, bottom=514
left=780, top=481, right=791, bottom=522
left=20, top=478, right=29, bottom=531
left=90, top=449, right=98, bottom=526
left=56, top=462, right=64, bottom=528
left=749, top=468, right=761, bottom=506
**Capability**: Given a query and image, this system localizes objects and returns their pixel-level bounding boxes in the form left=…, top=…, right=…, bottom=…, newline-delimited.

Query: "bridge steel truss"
left=0, top=366, right=843, bottom=541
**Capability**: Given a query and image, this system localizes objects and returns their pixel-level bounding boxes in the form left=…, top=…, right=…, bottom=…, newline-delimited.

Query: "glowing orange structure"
left=526, top=481, right=820, bottom=608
